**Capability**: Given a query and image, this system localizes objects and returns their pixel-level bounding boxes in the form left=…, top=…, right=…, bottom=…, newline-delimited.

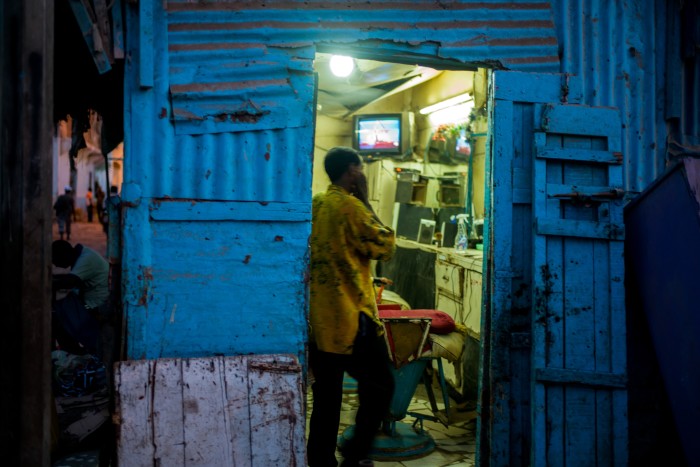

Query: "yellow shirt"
left=309, top=185, right=396, bottom=354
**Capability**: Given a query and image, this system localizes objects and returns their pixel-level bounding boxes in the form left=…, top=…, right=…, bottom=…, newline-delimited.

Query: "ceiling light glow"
left=329, top=55, right=354, bottom=78
left=420, top=93, right=473, bottom=115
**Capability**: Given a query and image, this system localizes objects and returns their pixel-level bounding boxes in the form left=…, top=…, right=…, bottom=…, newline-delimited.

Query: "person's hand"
left=373, top=277, right=393, bottom=286
left=351, top=169, right=369, bottom=205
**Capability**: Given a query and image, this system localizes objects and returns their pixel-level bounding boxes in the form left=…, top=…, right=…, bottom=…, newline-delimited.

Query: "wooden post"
left=0, top=0, right=54, bottom=464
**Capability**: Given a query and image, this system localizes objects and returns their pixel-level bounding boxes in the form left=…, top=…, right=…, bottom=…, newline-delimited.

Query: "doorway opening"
left=310, top=50, right=492, bottom=464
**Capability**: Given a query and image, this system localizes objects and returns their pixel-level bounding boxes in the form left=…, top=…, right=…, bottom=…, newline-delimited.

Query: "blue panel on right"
left=624, top=159, right=700, bottom=466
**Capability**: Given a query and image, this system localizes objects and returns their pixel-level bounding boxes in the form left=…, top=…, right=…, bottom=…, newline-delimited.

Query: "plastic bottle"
left=451, top=214, right=469, bottom=253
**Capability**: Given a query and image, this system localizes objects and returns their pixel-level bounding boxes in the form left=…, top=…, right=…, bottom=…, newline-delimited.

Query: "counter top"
left=395, top=238, right=483, bottom=270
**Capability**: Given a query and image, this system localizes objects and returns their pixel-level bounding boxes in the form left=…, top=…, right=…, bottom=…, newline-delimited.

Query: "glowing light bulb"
left=329, top=55, right=354, bottom=78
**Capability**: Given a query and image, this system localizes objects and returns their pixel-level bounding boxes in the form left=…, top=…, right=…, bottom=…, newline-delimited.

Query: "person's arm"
left=344, top=196, right=395, bottom=261
left=52, top=273, right=84, bottom=292
left=350, top=171, right=384, bottom=226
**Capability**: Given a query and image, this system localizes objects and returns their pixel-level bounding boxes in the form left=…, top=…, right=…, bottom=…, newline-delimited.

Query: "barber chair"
left=338, top=308, right=453, bottom=461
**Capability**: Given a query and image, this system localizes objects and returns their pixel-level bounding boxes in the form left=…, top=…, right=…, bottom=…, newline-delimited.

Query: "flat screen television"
left=353, top=113, right=405, bottom=159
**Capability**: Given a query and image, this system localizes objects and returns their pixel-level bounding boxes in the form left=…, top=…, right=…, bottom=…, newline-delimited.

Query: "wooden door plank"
left=563, top=238, right=596, bottom=371
left=181, top=358, right=232, bottom=465
left=595, top=390, right=614, bottom=464
left=116, top=355, right=304, bottom=466
left=248, top=355, right=305, bottom=467
left=492, top=71, right=582, bottom=104
left=536, top=218, right=625, bottom=240
left=115, top=360, right=155, bottom=466
left=223, top=357, right=252, bottom=465
left=540, top=104, right=621, bottom=139
left=152, top=359, right=185, bottom=465
left=489, top=97, right=515, bottom=465
left=564, top=387, right=596, bottom=467
left=537, top=147, right=622, bottom=164
left=593, top=242, right=612, bottom=374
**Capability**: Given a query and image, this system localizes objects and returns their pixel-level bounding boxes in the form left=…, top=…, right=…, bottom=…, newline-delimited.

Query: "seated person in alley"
left=52, top=240, right=109, bottom=356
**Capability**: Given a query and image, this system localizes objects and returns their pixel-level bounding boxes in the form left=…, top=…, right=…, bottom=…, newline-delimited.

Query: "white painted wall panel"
left=115, top=355, right=305, bottom=466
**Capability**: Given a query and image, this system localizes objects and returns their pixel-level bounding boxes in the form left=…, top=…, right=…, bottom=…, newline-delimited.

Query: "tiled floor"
left=307, top=378, right=477, bottom=467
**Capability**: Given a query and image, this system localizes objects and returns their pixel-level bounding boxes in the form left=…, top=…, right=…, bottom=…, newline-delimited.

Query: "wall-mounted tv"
left=353, top=113, right=406, bottom=159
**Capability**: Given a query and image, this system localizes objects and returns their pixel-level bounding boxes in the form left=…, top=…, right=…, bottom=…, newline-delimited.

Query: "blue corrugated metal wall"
left=122, top=0, right=565, bottom=360
left=118, top=0, right=700, bottom=463
left=123, top=1, right=314, bottom=360
left=551, top=0, right=700, bottom=194
left=166, top=0, right=561, bottom=75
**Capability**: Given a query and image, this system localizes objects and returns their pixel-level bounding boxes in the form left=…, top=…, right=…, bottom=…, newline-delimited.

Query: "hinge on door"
left=550, top=188, right=625, bottom=207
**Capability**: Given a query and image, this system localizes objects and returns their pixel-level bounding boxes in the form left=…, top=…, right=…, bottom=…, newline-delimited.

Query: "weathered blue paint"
left=123, top=0, right=313, bottom=361
left=551, top=0, right=700, bottom=193
left=117, top=0, right=700, bottom=464
left=624, top=159, right=700, bottom=466
left=532, top=102, right=627, bottom=466
left=138, top=0, right=154, bottom=87
left=483, top=71, right=626, bottom=466
left=164, top=0, right=560, bottom=134
left=122, top=0, right=563, bottom=362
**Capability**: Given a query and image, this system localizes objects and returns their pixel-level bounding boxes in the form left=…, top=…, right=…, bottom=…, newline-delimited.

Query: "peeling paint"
left=137, top=266, right=154, bottom=306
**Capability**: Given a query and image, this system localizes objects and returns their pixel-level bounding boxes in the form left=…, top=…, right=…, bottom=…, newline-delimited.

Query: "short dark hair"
left=324, top=147, right=361, bottom=182
left=52, top=240, right=74, bottom=268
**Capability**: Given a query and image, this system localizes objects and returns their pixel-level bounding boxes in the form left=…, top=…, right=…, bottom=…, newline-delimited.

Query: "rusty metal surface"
left=551, top=0, right=700, bottom=194
left=165, top=0, right=560, bottom=133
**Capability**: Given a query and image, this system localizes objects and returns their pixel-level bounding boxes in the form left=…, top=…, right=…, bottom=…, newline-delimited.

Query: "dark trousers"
left=307, top=324, right=394, bottom=467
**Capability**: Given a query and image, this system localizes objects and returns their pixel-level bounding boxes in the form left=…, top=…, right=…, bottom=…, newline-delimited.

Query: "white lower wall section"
left=115, top=354, right=305, bottom=466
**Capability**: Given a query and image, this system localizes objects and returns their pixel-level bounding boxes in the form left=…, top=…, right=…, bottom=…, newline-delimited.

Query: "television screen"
left=354, top=114, right=402, bottom=156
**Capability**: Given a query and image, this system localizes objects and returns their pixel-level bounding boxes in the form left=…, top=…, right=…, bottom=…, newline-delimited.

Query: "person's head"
left=110, top=185, right=118, bottom=194
left=64, top=185, right=72, bottom=194
left=324, top=146, right=362, bottom=185
left=52, top=240, right=75, bottom=268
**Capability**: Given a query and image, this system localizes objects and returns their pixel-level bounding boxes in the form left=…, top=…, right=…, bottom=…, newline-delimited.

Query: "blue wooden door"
left=482, top=71, right=627, bottom=465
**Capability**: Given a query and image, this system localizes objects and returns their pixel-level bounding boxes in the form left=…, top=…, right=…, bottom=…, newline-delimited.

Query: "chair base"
left=337, top=422, right=436, bottom=461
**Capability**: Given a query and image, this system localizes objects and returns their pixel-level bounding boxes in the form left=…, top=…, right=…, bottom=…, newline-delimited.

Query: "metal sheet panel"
left=123, top=0, right=312, bottom=363
left=165, top=0, right=560, bottom=135
left=550, top=0, right=700, bottom=194
left=125, top=201, right=310, bottom=359
left=115, top=355, right=305, bottom=466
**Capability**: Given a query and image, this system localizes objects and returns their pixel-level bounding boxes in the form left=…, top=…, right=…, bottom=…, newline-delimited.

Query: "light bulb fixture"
left=419, top=93, right=473, bottom=115
left=329, top=55, right=354, bottom=78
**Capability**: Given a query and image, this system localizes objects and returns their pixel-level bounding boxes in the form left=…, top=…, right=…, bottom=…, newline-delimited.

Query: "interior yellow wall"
left=312, top=114, right=351, bottom=194
left=411, top=70, right=474, bottom=153
left=470, top=68, right=488, bottom=219
left=312, top=68, right=488, bottom=220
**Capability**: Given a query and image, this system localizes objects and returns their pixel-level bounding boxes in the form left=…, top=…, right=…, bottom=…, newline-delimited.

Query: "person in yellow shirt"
left=307, top=147, right=396, bottom=467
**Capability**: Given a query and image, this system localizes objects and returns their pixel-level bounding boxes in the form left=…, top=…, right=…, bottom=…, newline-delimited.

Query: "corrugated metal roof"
left=165, top=0, right=560, bottom=134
